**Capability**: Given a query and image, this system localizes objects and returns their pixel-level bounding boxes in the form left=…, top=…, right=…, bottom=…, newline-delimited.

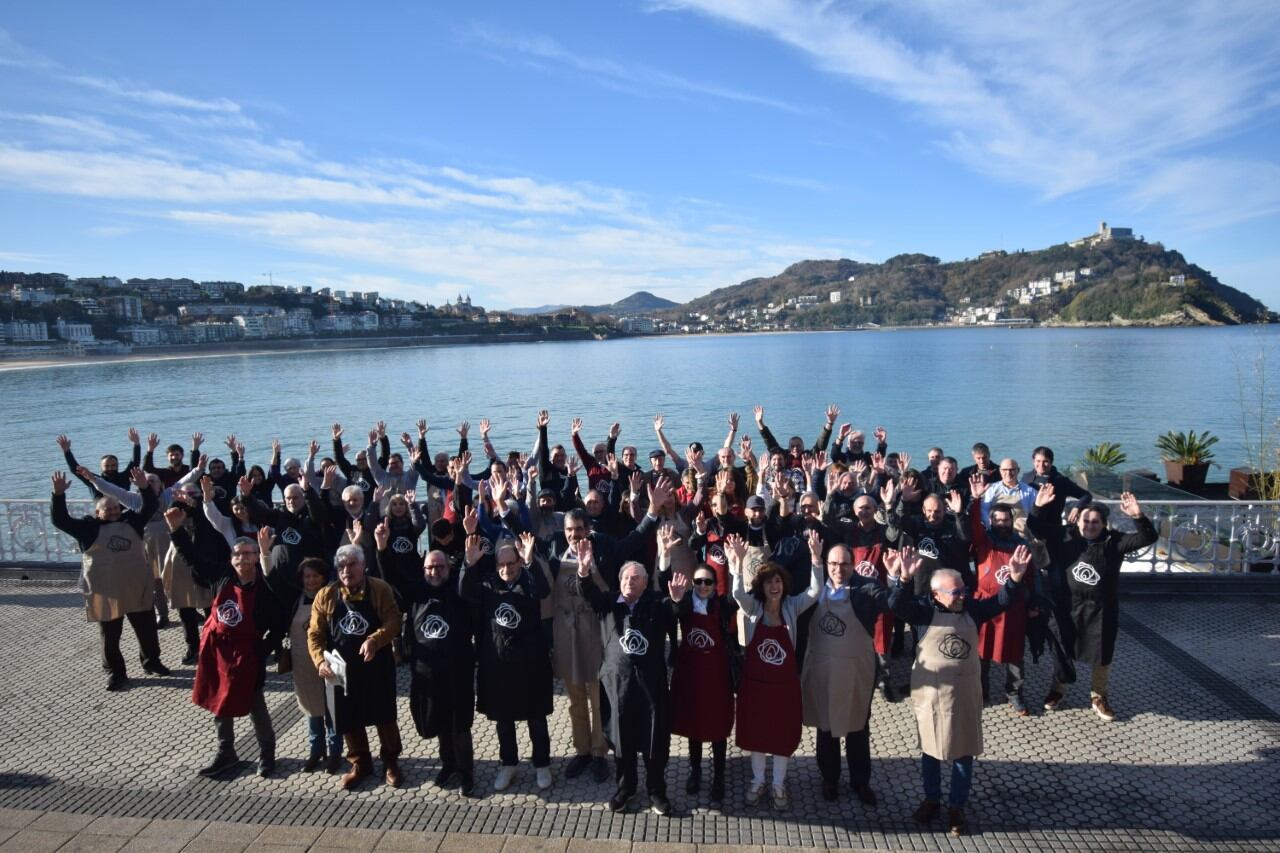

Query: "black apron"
left=476, top=584, right=553, bottom=722
left=406, top=590, right=475, bottom=738
left=597, top=595, right=671, bottom=761
left=327, top=587, right=397, bottom=734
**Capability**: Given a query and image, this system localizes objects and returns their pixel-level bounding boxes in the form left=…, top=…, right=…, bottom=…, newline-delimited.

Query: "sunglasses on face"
left=692, top=577, right=716, bottom=587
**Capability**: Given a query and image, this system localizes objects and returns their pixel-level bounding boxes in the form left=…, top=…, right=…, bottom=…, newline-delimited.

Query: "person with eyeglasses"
left=802, top=542, right=895, bottom=805
left=658, top=531, right=739, bottom=809
left=976, top=459, right=1036, bottom=527
left=888, top=543, right=1031, bottom=838
left=310, top=542, right=404, bottom=790
left=458, top=514, right=555, bottom=792
left=165, top=513, right=287, bottom=778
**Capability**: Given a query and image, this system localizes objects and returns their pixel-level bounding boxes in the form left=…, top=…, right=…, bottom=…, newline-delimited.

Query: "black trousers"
left=214, top=689, right=275, bottom=754
left=438, top=731, right=474, bottom=776
left=496, top=716, right=550, bottom=767
left=981, top=659, right=1025, bottom=697
left=816, top=727, right=871, bottom=788
left=616, top=750, right=668, bottom=795
left=688, top=739, right=726, bottom=778
left=178, top=607, right=204, bottom=650
left=99, top=610, right=162, bottom=678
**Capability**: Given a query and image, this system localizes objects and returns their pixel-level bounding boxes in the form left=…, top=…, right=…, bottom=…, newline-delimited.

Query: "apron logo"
left=619, top=628, right=649, bottom=656
left=708, top=543, right=725, bottom=563
left=995, top=564, right=1012, bottom=585
left=420, top=614, right=449, bottom=640
left=818, top=611, right=847, bottom=637
left=938, top=634, right=971, bottom=660
left=279, top=527, right=302, bottom=545
left=358, top=479, right=371, bottom=492
left=687, top=627, right=714, bottom=649
left=1072, top=562, right=1101, bottom=586
left=595, top=480, right=610, bottom=494
left=338, top=609, right=369, bottom=636
left=494, top=603, right=521, bottom=629
left=392, top=536, right=414, bottom=554
left=107, top=535, right=132, bottom=552
left=216, top=600, right=243, bottom=627
left=854, top=560, right=877, bottom=578
left=916, top=538, right=939, bottom=560
left=757, top=638, right=787, bottom=666
left=214, top=485, right=227, bottom=500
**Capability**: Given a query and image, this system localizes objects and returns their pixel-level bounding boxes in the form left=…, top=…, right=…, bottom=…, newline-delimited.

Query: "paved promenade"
left=0, top=578, right=1277, bottom=852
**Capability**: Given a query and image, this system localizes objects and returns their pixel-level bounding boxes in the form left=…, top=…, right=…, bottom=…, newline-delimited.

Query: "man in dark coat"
left=1029, top=488, right=1156, bottom=720
left=577, top=546, right=679, bottom=816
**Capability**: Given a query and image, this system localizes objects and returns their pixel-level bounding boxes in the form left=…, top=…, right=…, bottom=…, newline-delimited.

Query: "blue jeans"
left=307, top=713, right=342, bottom=757
left=921, top=753, right=973, bottom=808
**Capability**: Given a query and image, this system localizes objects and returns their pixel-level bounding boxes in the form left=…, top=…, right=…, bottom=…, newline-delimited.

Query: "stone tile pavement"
left=0, top=579, right=1278, bottom=852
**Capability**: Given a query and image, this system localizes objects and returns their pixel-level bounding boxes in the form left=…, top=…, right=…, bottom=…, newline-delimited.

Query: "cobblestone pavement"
left=0, top=579, right=1277, bottom=852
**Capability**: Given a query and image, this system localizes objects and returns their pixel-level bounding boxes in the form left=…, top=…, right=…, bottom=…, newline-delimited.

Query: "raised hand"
left=536, top=410, right=550, bottom=429
left=127, top=427, right=140, bottom=445
left=753, top=405, right=765, bottom=427
left=567, top=457, right=579, bottom=477
left=321, top=463, right=336, bottom=490
left=239, top=475, right=253, bottom=496
left=272, top=437, right=282, bottom=455
left=236, top=441, right=246, bottom=457
left=724, top=533, right=748, bottom=568
left=570, top=417, right=583, bottom=434
left=648, top=476, right=673, bottom=510
left=628, top=470, right=644, bottom=495
left=880, top=478, right=898, bottom=507
left=373, top=519, right=390, bottom=551
left=1119, top=492, right=1143, bottom=519
left=400, top=431, right=413, bottom=449
left=608, top=422, right=621, bottom=440
left=464, top=533, right=484, bottom=567
left=479, top=418, right=491, bottom=438
left=403, top=489, right=416, bottom=505
left=201, top=475, right=215, bottom=502
left=656, top=522, right=681, bottom=558
left=376, top=420, right=387, bottom=438
left=163, top=505, right=186, bottom=532
left=668, top=571, right=690, bottom=601
left=130, top=466, right=149, bottom=491
left=694, top=510, right=709, bottom=536
left=347, top=519, right=363, bottom=546
left=55, top=433, right=71, bottom=452
left=518, top=531, right=537, bottom=565
left=871, top=451, right=885, bottom=473
left=1009, top=544, right=1032, bottom=581
left=576, top=537, right=595, bottom=577
left=372, top=485, right=388, bottom=505
left=607, top=452, right=619, bottom=478
left=947, top=489, right=963, bottom=514
left=1035, top=482, right=1056, bottom=508
left=191, top=432, right=204, bottom=449
left=969, top=473, right=988, bottom=499
left=51, top=471, right=71, bottom=495
left=873, top=426, right=887, bottom=444
left=462, top=505, right=479, bottom=536
left=308, top=439, right=320, bottom=457
left=147, top=432, right=160, bottom=452
left=197, top=453, right=209, bottom=471
left=740, top=435, right=752, bottom=457
left=417, top=418, right=428, bottom=438
left=653, top=413, right=665, bottom=432
left=836, top=422, right=851, bottom=443
left=332, top=423, right=343, bottom=440
left=256, top=525, right=276, bottom=556
left=367, top=428, right=379, bottom=447
left=758, top=451, right=771, bottom=472
left=898, top=546, right=921, bottom=581
left=901, top=478, right=921, bottom=503
left=728, top=411, right=740, bottom=431
left=225, top=434, right=237, bottom=451
left=457, top=421, right=469, bottom=438
left=806, top=527, right=823, bottom=563
left=826, top=403, right=840, bottom=424
left=815, top=449, right=828, bottom=469
left=74, top=464, right=94, bottom=483
left=898, top=451, right=912, bottom=472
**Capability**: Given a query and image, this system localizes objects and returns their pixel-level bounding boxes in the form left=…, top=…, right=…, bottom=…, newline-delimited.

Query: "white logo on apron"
left=916, top=537, right=939, bottom=560
left=995, top=564, right=1012, bottom=585
left=358, top=479, right=371, bottom=492
left=216, top=600, right=243, bottom=627
left=107, top=535, right=132, bottom=552
left=708, top=543, right=725, bottom=563
left=854, top=560, right=877, bottom=579
left=818, top=611, right=847, bottom=637
left=420, top=614, right=449, bottom=640
left=214, top=485, right=227, bottom=500
left=392, top=536, right=414, bottom=554
left=279, top=527, right=302, bottom=546
left=757, top=638, right=787, bottom=665
left=687, top=627, right=714, bottom=649
left=338, top=609, right=369, bottom=636
left=938, top=633, right=971, bottom=660
left=494, top=603, right=521, bottom=629
left=1072, top=562, right=1101, bottom=586
left=619, top=628, right=649, bottom=655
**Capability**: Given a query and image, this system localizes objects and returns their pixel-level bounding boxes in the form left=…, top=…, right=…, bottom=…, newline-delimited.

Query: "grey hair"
left=930, top=568, right=963, bottom=591
left=94, top=496, right=120, bottom=513
left=283, top=483, right=304, bottom=498
left=334, top=544, right=365, bottom=568
left=341, top=485, right=363, bottom=501
left=283, top=457, right=301, bottom=470
left=231, top=536, right=259, bottom=553
left=619, top=560, right=648, bottom=582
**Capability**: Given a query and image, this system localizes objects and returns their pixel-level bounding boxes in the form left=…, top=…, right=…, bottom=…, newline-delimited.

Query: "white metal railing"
left=1, top=498, right=1278, bottom=574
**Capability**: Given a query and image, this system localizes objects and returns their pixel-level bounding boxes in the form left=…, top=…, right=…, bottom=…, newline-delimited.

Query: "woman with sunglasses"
left=659, top=527, right=739, bottom=808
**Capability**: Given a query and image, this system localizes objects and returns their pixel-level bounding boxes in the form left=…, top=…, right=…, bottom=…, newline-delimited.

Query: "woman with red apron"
left=669, top=564, right=738, bottom=807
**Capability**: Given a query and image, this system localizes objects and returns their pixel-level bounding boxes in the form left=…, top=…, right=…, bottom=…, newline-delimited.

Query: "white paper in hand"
left=323, top=649, right=347, bottom=689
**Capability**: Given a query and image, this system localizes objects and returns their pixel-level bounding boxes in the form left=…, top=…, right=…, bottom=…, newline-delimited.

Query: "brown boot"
left=340, top=754, right=373, bottom=790
left=384, top=758, right=403, bottom=788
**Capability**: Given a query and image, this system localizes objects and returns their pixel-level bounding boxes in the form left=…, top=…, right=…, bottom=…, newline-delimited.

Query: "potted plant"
left=1155, top=429, right=1218, bottom=493
left=1073, top=442, right=1127, bottom=489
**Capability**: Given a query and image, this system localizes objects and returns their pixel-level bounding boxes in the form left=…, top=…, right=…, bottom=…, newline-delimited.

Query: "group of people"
left=50, top=406, right=1158, bottom=837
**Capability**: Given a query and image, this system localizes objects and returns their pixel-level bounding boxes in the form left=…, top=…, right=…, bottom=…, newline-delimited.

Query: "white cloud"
left=66, top=74, right=244, bottom=114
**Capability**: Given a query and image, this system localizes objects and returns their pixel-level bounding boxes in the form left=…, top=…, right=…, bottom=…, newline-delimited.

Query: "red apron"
left=702, top=531, right=730, bottom=597
left=670, top=605, right=734, bottom=742
left=734, top=620, right=801, bottom=756
left=974, top=549, right=1027, bottom=664
left=192, top=581, right=260, bottom=717
left=851, top=542, right=894, bottom=656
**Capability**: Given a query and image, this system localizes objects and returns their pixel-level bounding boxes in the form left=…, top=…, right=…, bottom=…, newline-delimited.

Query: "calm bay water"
left=3, top=325, right=1277, bottom=500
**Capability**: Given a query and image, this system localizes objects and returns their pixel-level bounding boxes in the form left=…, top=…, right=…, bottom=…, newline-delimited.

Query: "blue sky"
left=1, top=1, right=1278, bottom=310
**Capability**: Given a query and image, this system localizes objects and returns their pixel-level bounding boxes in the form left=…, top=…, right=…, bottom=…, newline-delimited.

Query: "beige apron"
left=290, top=597, right=327, bottom=717
left=735, top=543, right=771, bottom=639
left=911, top=610, right=983, bottom=760
left=801, top=593, right=876, bottom=736
left=80, top=522, right=153, bottom=622
left=552, top=553, right=607, bottom=683
left=160, top=528, right=213, bottom=610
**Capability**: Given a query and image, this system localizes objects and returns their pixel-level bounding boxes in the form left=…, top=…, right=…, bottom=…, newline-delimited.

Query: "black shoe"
left=325, top=754, right=342, bottom=774
left=709, top=775, right=724, bottom=806
left=434, top=767, right=458, bottom=788
left=142, top=661, right=171, bottom=677
left=198, top=750, right=239, bottom=777
left=564, top=754, right=592, bottom=779
left=106, top=674, right=129, bottom=692
left=650, top=791, right=672, bottom=816
left=880, top=682, right=898, bottom=703
left=685, top=765, right=702, bottom=795
left=822, top=780, right=838, bottom=801
left=608, top=787, right=636, bottom=812
left=156, top=615, right=170, bottom=629
left=257, top=751, right=275, bottom=778
left=303, top=753, right=323, bottom=773
left=591, top=756, right=611, bottom=783
left=459, top=773, right=477, bottom=798
left=853, top=783, right=878, bottom=806
left=182, top=647, right=198, bottom=666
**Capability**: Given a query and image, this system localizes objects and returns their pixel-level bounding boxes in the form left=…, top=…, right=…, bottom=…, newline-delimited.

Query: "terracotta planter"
left=1163, top=460, right=1210, bottom=493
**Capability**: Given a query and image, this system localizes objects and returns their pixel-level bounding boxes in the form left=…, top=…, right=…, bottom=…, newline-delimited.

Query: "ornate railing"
left=1, top=498, right=1277, bottom=574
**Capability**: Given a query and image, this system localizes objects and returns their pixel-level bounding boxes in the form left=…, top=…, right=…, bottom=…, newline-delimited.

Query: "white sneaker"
left=536, top=766, right=553, bottom=790
left=493, top=765, right=517, bottom=791
left=745, top=780, right=766, bottom=805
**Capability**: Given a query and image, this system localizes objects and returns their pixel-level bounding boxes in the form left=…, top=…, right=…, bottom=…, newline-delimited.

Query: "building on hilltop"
left=1069, top=220, right=1137, bottom=248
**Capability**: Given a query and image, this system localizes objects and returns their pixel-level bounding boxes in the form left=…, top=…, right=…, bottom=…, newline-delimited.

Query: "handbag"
left=277, top=638, right=293, bottom=675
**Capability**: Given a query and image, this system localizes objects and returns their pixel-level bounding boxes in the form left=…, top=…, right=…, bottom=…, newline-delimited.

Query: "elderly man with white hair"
left=50, top=467, right=169, bottom=691
left=309, top=542, right=404, bottom=790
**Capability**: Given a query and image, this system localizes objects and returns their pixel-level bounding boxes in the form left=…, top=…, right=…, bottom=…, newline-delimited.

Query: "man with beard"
left=57, top=430, right=141, bottom=499
left=144, top=432, right=199, bottom=488
left=1029, top=487, right=1155, bottom=720
left=52, top=467, right=170, bottom=690
left=577, top=547, right=680, bottom=816
left=802, top=543, right=894, bottom=805
left=377, top=529, right=478, bottom=795
left=167, top=516, right=287, bottom=777
left=1023, top=447, right=1092, bottom=536
left=311, top=544, right=404, bottom=790
left=968, top=477, right=1036, bottom=716
left=753, top=404, right=840, bottom=471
